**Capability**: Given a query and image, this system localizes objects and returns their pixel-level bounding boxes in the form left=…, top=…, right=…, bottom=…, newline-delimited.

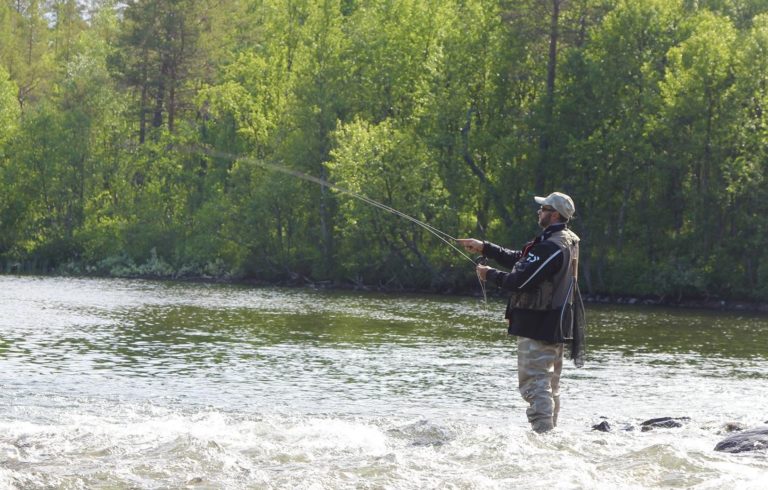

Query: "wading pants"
left=517, top=337, right=564, bottom=433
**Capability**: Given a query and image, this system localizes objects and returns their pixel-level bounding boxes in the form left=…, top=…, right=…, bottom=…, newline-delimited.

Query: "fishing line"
left=121, top=1, right=488, bottom=304
left=188, top=145, right=488, bottom=302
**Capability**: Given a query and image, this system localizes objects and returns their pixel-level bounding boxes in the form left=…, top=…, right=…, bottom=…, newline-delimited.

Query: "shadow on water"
left=94, top=297, right=509, bottom=378
left=2, top=278, right=766, bottom=375
left=40, top=286, right=761, bottom=393
left=585, top=304, right=768, bottom=359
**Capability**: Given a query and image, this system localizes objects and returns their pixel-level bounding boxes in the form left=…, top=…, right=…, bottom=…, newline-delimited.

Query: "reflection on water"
left=1, top=276, right=767, bottom=489
left=588, top=305, right=768, bottom=359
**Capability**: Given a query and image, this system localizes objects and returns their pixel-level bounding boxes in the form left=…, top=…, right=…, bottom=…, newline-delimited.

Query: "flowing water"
left=1, top=275, right=766, bottom=489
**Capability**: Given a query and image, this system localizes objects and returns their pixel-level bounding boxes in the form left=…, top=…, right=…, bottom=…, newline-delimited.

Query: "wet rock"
left=719, top=422, right=747, bottom=434
left=592, top=421, right=611, bottom=432
left=714, top=426, right=768, bottom=453
left=640, top=416, right=690, bottom=432
left=592, top=418, right=635, bottom=432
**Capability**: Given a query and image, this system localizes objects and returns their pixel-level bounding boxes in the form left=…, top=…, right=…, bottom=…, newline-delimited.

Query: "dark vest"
left=509, top=228, right=580, bottom=311
left=507, top=228, right=581, bottom=342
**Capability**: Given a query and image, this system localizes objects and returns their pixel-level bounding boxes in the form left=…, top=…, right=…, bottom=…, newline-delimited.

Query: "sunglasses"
left=539, top=206, right=557, bottom=213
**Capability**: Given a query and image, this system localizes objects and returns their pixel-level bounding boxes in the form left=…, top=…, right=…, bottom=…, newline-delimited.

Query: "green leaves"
left=3, top=0, right=768, bottom=299
left=0, top=66, right=19, bottom=146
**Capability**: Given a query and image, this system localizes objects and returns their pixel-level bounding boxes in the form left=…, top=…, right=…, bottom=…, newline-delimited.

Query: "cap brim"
left=534, top=196, right=546, bottom=205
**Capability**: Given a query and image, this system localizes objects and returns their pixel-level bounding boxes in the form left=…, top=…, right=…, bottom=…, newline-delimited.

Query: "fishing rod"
left=194, top=147, right=477, bottom=262
left=188, top=145, right=488, bottom=300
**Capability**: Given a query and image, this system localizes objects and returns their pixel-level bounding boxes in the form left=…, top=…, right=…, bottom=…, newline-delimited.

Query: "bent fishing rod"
left=187, top=145, right=488, bottom=298
left=193, top=146, right=477, bottom=262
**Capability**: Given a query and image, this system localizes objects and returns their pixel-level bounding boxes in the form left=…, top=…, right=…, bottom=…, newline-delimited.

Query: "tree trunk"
left=168, top=66, right=176, bottom=133
left=536, top=0, right=561, bottom=192
left=318, top=164, right=335, bottom=278
left=139, top=45, right=149, bottom=143
left=152, top=61, right=167, bottom=129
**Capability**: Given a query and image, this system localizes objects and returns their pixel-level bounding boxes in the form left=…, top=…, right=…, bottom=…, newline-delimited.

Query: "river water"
left=1, top=275, right=766, bottom=489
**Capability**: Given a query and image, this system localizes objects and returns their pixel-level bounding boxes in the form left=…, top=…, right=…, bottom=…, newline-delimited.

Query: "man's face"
left=537, top=206, right=558, bottom=228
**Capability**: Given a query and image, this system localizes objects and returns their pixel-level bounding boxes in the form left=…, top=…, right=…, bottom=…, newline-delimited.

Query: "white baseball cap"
left=534, top=192, right=575, bottom=219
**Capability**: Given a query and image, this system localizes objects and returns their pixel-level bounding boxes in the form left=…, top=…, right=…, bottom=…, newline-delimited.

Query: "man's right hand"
left=456, top=238, right=484, bottom=254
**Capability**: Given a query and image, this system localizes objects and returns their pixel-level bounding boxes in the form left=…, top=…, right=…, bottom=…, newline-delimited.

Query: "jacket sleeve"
left=486, top=241, right=563, bottom=291
left=482, top=241, right=523, bottom=269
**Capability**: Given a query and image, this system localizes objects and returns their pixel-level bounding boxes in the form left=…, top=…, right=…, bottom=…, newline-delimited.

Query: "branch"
left=460, top=107, right=514, bottom=227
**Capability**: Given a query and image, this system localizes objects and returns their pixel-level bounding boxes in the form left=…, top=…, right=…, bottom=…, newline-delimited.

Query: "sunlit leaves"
left=3, top=0, right=768, bottom=298
left=0, top=66, right=19, bottom=146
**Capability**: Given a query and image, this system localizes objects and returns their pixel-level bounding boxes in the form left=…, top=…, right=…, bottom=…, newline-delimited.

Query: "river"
left=1, top=275, right=766, bottom=488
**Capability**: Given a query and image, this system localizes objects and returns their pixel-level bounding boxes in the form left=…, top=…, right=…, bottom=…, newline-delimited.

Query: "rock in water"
left=640, top=417, right=690, bottom=432
left=592, top=421, right=611, bottom=432
left=714, top=426, right=768, bottom=453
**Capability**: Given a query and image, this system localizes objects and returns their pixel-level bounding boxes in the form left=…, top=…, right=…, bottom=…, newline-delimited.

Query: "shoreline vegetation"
left=3, top=1, right=768, bottom=306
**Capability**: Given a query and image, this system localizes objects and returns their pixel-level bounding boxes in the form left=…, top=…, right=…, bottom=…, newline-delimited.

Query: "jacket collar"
left=540, top=222, right=567, bottom=241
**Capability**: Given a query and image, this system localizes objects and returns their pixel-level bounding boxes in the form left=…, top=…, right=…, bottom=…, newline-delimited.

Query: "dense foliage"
left=2, top=0, right=768, bottom=301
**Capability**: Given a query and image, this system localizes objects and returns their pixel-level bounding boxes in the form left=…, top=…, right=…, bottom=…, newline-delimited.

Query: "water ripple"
left=1, top=276, right=767, bottom=488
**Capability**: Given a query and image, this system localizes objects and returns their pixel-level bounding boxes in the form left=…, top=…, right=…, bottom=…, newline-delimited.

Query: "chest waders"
left=513, top=228, right=580, bottom=433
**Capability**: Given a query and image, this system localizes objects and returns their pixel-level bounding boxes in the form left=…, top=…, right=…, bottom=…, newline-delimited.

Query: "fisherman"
left=457, top=192, right=585, bottom=433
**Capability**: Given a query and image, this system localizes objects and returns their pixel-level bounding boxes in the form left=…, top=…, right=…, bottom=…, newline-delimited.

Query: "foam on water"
left=2, top=396, right=767, bottom=489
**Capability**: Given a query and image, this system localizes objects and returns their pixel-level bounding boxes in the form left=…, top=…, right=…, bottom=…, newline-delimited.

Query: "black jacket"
left=483, top=223, right=569, bottom=343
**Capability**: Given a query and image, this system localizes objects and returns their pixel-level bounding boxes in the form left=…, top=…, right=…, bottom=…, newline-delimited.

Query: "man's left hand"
left=476, top=264, right=491, bottom=281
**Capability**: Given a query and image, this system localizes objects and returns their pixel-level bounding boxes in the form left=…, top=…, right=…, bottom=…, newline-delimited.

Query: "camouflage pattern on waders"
left=517, top=337, right=564, bottom=433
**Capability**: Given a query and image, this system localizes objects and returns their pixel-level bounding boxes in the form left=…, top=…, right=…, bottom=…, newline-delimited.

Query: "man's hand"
left=456, top=238, right=483, bottom=254
left=476, top=264, right=491, bottom=281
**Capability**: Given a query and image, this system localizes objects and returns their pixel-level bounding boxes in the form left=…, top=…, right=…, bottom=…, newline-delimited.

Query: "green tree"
left=329, top=118, right=451, bottom=288
left=0, top=65, right=19, bottom=146
left=720, top=12, right=768, bottom=297
left=0, top=17, right=127, bottom=270
left=112, top=0, right=215, bottom=141
left=421, top=0, right=518, bottom=238
left=0, top=0, right=56, bottom=109
left=49, top=0, right=88, bottom=64
left=560, top=0, right=686, bottom=294
left=0, top=65, right=22, bottom=265
left=652, top=11, right=738, bottom=289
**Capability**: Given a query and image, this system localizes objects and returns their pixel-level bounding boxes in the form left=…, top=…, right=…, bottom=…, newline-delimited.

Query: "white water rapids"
left=1, top=276, right=766, bottom=488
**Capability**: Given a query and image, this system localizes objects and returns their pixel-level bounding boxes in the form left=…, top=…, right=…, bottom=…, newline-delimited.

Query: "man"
left=457, top=192, right=585, bottom=433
